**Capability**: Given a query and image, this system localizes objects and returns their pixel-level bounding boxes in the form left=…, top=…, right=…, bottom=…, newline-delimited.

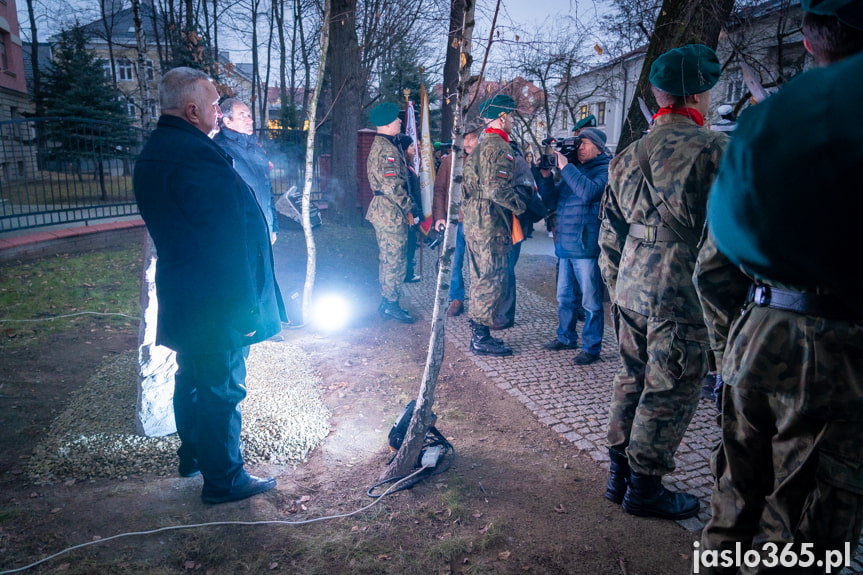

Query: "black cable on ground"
left=367, top=433, right=456, bottom=498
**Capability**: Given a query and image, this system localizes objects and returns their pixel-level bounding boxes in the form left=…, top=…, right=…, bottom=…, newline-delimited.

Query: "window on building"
left=578, top=105, right=590, bottom=120
left=725, top=70, right=745, bottom=104
left=0, top=33, right=8, bottom=71
left=125, top=99, right=137, bottom=118
left=596, top=101, right=606, bottom=125
left=144, top=59, right=155, bottom=81
left=147, top=98, right=158, bottom=119
left=117, top=58, right=135, bottom=82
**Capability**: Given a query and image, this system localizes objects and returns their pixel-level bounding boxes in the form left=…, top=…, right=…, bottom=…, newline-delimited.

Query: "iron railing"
left=0, top=118, right=322, bottom=234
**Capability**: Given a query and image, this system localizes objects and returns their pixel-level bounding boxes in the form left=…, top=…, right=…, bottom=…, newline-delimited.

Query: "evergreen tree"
left=378, top=39, right=424, bottom=105
left=41, top=25, right=135, bottom=198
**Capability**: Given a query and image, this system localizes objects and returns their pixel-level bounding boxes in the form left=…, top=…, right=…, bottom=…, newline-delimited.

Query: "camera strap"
left=635, top=140, right=700, bottom=247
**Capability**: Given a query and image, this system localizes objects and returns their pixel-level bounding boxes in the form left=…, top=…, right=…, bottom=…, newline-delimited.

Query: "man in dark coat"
left=134, top=67, right=286, bottom=504
left=213, top=98, right=279, bottom=244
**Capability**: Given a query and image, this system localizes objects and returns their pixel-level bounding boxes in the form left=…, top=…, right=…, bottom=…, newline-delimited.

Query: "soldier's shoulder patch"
left=384, top=169, right=397, bottom=177
left=385, top=156, right=396, bottom=162
left=496, top=169, right=509, bottom=179
left=505, top=154, right=514, bottom=162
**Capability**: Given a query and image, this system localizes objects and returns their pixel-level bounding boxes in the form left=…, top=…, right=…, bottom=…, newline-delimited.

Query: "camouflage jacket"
left=462, top=131, right=526, bottom=253
left=365, top=134, right=414, bottom=232
left=599, top=114, right=727, bottom=324
left=695, top=232, right=863, bottom=418
left=692, top=232, right=752, bottom=366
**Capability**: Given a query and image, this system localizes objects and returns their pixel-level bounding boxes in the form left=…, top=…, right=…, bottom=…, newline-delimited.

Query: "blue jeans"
left=556, top=258, right=604, bottom=355
left=449, top=222, right=466, bottom=301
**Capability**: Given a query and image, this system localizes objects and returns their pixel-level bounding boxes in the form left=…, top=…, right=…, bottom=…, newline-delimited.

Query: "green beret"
left=708, top=51, right=863, bottom=292
left=649, top=44, right=721, bottom=96
left=479, top=94, right=516, bottom=119
left=801, top=0, right=863, bottom=29
left=369, top=102, right=400, bottom=126
left=573, top=115, right=597, bottom=131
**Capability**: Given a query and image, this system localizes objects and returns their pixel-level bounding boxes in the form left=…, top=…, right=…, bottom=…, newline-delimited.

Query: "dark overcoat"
left=134, top=115, right=286, bottom=354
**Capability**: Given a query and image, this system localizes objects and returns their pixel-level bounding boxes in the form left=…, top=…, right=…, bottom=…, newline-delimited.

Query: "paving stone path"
left=403, top=261, right=863, bottom=574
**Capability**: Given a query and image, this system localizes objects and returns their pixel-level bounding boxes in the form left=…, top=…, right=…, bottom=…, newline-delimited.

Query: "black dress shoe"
left=178, top=460, right=200, bottom=478
left=572, top=351, right=601, bottom=365
left=542, top=339, right=579, bottom=351
left=201, top=475, right=277, bottom=504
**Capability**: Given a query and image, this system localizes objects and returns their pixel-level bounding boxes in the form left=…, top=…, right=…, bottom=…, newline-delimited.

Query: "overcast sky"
left=497, top=0, right=606, bottom=26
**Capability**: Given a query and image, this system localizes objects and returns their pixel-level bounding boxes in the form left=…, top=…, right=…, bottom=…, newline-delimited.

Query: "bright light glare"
left=313, top=294, right=350, bottom=331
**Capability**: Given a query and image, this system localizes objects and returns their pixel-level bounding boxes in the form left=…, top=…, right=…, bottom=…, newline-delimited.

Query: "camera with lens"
left=424, top=222, right=446, bottom=250
left=539, top=136, right=582, bottom=169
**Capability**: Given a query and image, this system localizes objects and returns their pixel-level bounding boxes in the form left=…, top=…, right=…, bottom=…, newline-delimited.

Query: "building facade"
left=549, top=0, right=807, bottom=152
left=0, top=0, right=36, bottom=184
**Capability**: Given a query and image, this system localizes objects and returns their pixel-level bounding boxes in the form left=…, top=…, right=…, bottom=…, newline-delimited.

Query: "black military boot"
left=469, top=320, right=512, bottom=356
left=379, top=298, right=414, bottom=324
left=604, top=448, right=630, bottom=504
left=622, top=472, right=699, bottom=520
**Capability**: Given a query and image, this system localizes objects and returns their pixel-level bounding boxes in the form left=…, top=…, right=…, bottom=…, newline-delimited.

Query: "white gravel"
left=26, top=341, right=331, bottom=484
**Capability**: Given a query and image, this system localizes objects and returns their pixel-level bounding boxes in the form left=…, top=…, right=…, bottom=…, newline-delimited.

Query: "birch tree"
left=381, top=0, right=476, bottom=482
left=299, top=0, right=331, bottom=323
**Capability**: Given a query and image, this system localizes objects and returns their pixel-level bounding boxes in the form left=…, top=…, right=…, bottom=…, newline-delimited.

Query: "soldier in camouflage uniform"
left=365, top=102, right=415, bottom=323
left=462, top=95, right=526, bottom=356
left=696, top=3, right=863, bottom=570
left=599, top=44, right=727, bottom=520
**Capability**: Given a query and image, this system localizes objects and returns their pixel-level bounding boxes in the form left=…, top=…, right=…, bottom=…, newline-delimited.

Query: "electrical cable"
left=0, top=311, right=138, bottom=323
left=0, top=466, right=430, bottom=575
left=367, top=433, right=456, bottom=498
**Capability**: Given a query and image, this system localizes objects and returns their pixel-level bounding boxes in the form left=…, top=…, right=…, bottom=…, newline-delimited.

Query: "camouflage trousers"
left=464, top=235, right=511, bottom=327
left=700, top=306, right=863, bottom=574
left=606, top=305, right=708, bottom=475
left=372, top=225, right=408, bottom=302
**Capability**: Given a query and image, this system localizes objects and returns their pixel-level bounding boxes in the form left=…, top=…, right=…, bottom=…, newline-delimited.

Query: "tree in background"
left=325, top=0, right=362, bottom=223
left=614, top=0, right=735, bottom=151
left=40, top=26, right=134, bottom=199
left=377, top=38, right=424, bottom=104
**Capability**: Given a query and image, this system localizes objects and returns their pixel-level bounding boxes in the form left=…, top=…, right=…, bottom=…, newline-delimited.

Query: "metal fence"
left=0, top=118, right=322, bottom=234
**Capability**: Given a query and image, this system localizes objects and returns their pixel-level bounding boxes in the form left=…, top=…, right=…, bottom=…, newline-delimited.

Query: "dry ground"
left=0, top=220, right=699, bottom=574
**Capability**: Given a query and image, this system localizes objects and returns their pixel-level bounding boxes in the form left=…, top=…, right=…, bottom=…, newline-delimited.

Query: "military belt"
left=746, top=284, right=859, bottom=320
left=628, top=223, right=679, bottom=243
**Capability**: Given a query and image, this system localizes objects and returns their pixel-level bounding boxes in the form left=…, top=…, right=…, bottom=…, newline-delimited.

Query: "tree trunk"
left=250, top=0, right=260, bottom=124
left=131, top=0, right=152, bottom=131
left=616, top=0, right=736, bottom=151
left=300, top=0, right=331, bottom=324
left=381, top=0, right=477, bottom=483
left=326, top=0, right=361, bottom=224
left=25, top=0, right=44, bottom=169
left=262, top=6, right=274, bottom=125
left=100, top=1, right=118, bottom=85
left=438, top=0, right=464, bottom=143
left=275, top=0, right=288, bottom=124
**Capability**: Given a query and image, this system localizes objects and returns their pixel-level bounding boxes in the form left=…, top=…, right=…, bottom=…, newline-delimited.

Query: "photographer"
left=537, top=128, right=611, bottom=366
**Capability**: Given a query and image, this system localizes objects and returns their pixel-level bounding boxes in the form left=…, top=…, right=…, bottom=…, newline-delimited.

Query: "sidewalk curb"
left=0, top=220, right=146, bottom=263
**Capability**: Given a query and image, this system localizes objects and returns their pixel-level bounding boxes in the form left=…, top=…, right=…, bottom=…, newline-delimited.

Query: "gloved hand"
left=713, top=373, right=724, bottom=412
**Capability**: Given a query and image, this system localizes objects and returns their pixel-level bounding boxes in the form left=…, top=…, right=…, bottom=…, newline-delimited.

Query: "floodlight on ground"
left=312, top=293, right=350, bottom=332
